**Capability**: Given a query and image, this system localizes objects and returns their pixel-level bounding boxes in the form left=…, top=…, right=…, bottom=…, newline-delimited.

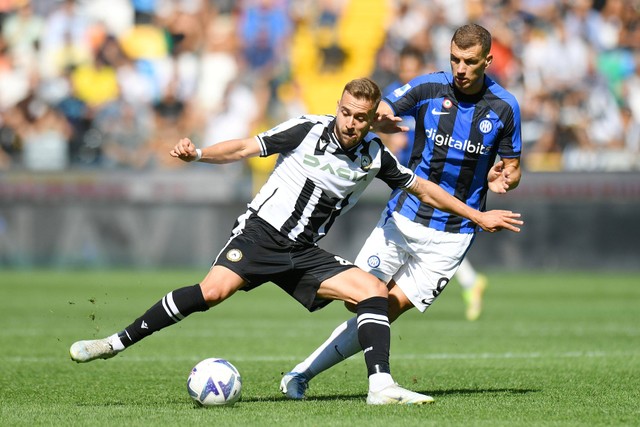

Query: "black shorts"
left=213, top=217, right=356, bottom=311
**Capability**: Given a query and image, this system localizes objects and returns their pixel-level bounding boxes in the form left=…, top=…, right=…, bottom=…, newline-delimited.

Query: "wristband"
left=194, top=148, right=202, bottom=161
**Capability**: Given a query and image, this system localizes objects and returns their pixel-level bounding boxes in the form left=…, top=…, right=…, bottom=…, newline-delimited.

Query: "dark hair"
left=399, top=45, right=425, bottom=65
left=343, top=77, right=382, bottom=110
left=452, top=23, right=492, bottom=57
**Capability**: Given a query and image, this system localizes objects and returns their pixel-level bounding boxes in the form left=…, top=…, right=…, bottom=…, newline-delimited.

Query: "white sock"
left=455, top=258, right=477, bottom=290
left=291, top=317, right=361, bottom=379
left=368, top=372, right=395, bottom=392
left=108, top=333, right=125, bottom=351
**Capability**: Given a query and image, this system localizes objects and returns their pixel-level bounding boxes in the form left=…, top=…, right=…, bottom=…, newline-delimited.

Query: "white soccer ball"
left=187, top=358, right=242, bottom=406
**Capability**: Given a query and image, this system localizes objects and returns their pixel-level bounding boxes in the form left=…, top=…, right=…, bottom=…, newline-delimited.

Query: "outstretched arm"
left=169, top=137, right=262, bottom=164
left=406, top=177, right=523, bottom=233
left=488, top=157, right=521, bottom=193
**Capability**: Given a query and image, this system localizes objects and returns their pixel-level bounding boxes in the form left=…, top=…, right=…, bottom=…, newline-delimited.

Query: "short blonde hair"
left=342, top=78, right=382, bottom=110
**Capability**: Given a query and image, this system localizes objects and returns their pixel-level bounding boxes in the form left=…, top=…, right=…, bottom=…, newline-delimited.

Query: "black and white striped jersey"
left=232, top=114, right=417, bottom=245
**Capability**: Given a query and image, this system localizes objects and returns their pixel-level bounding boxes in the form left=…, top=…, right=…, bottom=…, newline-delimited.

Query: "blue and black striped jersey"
left=232, top=114, right=416, bottom=245
left=384, top=71, right=522, bottom=234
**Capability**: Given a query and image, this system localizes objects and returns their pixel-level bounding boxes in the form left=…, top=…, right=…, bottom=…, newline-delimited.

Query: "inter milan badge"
left=226, top=249, right=243, bottom=262
left=367, top=255, right=381, bottom=268
left=479, top=118, right=493, bottom=134
left=360, top=154, right=372, bottom=171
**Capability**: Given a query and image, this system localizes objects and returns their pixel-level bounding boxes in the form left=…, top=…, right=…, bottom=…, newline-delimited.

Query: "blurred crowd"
left=0, top=0, right=638, bottom=174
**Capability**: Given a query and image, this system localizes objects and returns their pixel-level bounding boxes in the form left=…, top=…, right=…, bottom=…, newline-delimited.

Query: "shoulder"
left=484, top=76, right=520, bottom=108
left=386, top=71, right=451, bottom=100
left=362, top=133, right=398, bottom=166
left=261, top=114, right=330, bottom=136
left=483, top=77, right=521, bottom=124
left=412, top=71, right=451, bottom=86
left=301, top=114, right=334, bottom=125
left=363, top=132, right=385, bottom=151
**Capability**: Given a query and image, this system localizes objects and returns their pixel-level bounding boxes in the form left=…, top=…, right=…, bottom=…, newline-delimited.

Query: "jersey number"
left=432, top=277, right=449, bottom=297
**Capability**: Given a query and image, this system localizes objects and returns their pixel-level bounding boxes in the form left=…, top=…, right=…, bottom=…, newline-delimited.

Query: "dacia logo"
left=303, top=154, right=367, bottom=181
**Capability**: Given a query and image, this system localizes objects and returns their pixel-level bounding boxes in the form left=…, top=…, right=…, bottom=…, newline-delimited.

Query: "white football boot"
left=69, top=338, right=120, bottom=363
left=366, top=383, right=435, bottom=405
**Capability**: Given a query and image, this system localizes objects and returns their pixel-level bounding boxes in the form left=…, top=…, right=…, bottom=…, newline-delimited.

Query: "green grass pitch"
left=1, top=269, right=638, bottom=426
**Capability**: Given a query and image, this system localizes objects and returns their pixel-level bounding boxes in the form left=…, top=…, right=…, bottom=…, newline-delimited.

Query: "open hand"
left=476, top=210, right=523, bottom=233
left=373, top=113, right=409, bottom=134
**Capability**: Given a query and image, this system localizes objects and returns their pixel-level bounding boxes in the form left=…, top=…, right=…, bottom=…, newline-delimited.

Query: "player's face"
left=450, top=41, right=492, bottom=95
left=398, top=56, right=423, bottom=85
left=334, top=92, right=376, bottom=149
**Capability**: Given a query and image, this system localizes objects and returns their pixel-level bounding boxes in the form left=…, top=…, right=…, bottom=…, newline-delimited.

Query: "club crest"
left=479, top=118, right=493, bottom=134
left=367, top=255, right=381, bottom=268
left=226, top=249, right=243, bottom=262
left=361, top=154, right=372, bottom=171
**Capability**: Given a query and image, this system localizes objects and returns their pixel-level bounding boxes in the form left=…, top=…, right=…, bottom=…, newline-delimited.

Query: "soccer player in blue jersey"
left=281, top=23, right=522, bottom=400
left=69, top=77, right=522, bottom=405
left=382, top=44, right=490, bottom=321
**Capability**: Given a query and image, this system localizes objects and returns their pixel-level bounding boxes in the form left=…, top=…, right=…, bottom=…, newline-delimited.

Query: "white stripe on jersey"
left=236, top=114, right=416, bottom=245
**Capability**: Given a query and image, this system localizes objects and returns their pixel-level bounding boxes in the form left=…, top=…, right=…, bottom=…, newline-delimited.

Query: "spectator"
left=39, top=0, right=93, bottom=78
left=93, top=96, right=154, bottom=169
left=1, top=0, right=44, bottom=70
left=0, top=0, right=637, bottom=173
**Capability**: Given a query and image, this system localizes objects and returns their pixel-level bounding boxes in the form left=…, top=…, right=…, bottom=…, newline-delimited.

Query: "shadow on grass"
left=238, top=387, right=540, bottom=403
left=72, top=388, right=541, bottom=406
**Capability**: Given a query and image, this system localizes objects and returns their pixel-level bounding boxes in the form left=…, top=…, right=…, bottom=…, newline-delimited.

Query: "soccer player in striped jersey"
left=382, top=45, right=489, bottom=321
left=69, top=77, right=522, bottom=405
left=281, top=24, right=523, bottom=401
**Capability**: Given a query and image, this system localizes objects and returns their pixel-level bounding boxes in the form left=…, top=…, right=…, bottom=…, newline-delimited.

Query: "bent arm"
left=502, top=157, right=521, bottom=191
left=169, top=137, right=262, bottom=164
left=488, top=157, right=522, bottom=193
left=406, top=177, right=523, bottom=233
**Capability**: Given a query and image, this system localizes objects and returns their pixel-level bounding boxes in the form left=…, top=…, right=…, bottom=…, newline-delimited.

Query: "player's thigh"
left=354, top=217, right=409, bottom=283
left=394, top=231, right=473, bottom=312
left=317, top=267, right=387, bottom=306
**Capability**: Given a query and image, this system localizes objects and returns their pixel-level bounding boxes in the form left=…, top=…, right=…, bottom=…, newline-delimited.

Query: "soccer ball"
left=187, top=358, right=242, bottom=406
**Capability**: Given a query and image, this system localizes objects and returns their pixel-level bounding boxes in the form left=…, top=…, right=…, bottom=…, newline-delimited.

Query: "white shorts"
left=355, top=211, right=474, bottom=312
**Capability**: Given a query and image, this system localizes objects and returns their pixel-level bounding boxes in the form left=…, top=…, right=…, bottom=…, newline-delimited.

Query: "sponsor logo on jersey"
left=431, top=108, right=449, bottom=116
left=303, top=154, right=368, bottom=181
left=392, top=83, right=411, bottom=98
left=226, top=249, right=243, bottom=262
left=367, top=255, right=381, bottom=268
left=425, top=128, right=489, bottom=155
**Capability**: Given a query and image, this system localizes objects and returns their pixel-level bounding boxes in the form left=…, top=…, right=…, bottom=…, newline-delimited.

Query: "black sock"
left=356, top=296, right=391, bottom=376
left=118, top=284, right=208, bottom=348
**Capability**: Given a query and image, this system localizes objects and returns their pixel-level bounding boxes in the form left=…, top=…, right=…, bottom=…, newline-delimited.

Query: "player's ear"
left=485, top=53, right=493, bottom=68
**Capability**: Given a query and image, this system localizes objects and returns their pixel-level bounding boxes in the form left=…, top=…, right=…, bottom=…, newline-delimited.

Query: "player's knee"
left=354, top=276, right=388, bottom=301
left=199, top=282, right=234, bottom=307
